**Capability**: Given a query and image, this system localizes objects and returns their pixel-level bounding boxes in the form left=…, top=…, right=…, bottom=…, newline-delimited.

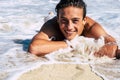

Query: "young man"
left=28, top=0, right=118, bottom=58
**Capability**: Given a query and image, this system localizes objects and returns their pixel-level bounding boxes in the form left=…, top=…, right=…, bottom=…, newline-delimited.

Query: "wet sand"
left=18, top=64, right=103, bottom=80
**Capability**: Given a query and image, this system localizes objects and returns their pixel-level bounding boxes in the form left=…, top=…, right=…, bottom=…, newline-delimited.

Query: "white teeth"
left=66, top=31, right=74, bottom=34
left=67, top=31, right=72, bottom=34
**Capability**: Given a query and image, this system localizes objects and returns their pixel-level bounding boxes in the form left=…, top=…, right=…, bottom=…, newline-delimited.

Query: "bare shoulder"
left=40, top=17, right=58, bottom=36
left=84, top=16, right=107, bottom=39
left=35, top=17, right=64, bottom=40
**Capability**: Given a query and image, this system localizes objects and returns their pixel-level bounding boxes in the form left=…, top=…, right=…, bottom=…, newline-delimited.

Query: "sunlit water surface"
left=0, top=0, right=120, bottom=80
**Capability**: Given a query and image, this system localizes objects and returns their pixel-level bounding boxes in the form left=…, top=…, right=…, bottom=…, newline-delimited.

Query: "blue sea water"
left=0, top=0, right=120, bottom=80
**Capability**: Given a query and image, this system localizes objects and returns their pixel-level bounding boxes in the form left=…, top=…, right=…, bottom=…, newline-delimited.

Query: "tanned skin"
left=28, top=6, right=119, bottom=58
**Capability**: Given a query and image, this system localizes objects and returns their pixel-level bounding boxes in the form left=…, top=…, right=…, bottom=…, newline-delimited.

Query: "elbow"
left=28, top=44, right=38, bottom=55
left=28, top=44, right=45, bottom=56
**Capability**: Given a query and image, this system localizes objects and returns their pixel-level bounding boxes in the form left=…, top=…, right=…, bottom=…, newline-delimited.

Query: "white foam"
left=44, top=11, right=55, bottom=22
left=0, top=0, right=120, bottom=80
left=45, top=36, right=114, bottom=64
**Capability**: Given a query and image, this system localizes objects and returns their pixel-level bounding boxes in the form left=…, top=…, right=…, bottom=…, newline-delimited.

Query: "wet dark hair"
left=55, top=0, right=87, bottom=19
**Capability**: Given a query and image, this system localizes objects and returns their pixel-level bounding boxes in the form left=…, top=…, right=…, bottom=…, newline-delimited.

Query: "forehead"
left=58, top=6, right=83, bottom=18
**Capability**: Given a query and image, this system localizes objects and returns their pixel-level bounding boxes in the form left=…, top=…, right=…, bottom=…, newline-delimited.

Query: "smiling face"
left=57, top=6, right=86, bottom=40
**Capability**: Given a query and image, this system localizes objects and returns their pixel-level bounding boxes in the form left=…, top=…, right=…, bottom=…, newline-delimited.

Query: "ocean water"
left=0, top=0, right=120, bottom=80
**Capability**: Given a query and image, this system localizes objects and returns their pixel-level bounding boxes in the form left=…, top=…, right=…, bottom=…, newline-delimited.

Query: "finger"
left=94, top=52, right=104, bottom=57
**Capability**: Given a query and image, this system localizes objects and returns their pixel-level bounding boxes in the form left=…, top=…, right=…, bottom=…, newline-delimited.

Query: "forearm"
left=104, top=34, right=116, bottom=43
left=28, top=39, right=67, bottom=56
left=94, top=34, right=118, bottom=58
left=103, top=34, right=118, bottom=57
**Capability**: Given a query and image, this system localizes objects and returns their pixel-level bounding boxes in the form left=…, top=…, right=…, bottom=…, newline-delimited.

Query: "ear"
left=82, top=17, right=87, bottom=25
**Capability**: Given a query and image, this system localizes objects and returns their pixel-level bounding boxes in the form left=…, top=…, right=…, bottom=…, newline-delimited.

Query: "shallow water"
left=0, top=0, right=120, bottom=80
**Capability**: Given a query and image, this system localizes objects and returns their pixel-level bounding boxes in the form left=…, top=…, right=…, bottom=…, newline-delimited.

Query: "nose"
left=67, top=21, right=73, bottom=30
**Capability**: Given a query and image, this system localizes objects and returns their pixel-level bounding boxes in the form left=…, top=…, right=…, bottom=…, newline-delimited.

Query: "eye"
left=72, top=19, right=79, bottom=24
left=60, top=19, right=68, bottom=24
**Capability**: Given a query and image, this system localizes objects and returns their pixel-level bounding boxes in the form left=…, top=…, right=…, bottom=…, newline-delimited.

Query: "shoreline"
left=17, top=63, right=103, bottom=80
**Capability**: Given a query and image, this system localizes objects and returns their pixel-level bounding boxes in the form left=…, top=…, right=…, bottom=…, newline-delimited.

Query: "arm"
left=28, top=37, right=67, bottom=56
left=85, top=17, right=118, bottom=58
left=28, top=18, right=67, bottom=56
left=94, top=35, right=118, bottom=58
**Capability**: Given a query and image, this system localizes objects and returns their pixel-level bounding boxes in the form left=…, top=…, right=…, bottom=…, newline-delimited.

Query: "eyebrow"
left=72, top=18, right=81, bottom=20
left=60, top=16, right=81, bottom=20
left=60, top=16, right=66, bottom=19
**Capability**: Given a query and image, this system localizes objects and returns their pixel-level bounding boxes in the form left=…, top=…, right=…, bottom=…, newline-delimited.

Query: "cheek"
left=77, top=24, right=84, bottom=33
left=59, top=24, right=65, bottom=32
left=59, top=23, right=66, bottom=29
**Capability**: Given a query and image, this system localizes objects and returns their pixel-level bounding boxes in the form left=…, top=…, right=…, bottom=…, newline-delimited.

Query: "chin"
left=65, top=33, right=77, bottom=40
left=66, top=36, right=75, bottom=40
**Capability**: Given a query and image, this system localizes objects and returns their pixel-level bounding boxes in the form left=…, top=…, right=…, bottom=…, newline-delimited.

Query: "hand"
left=94, top=43, right=118, bottom=58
